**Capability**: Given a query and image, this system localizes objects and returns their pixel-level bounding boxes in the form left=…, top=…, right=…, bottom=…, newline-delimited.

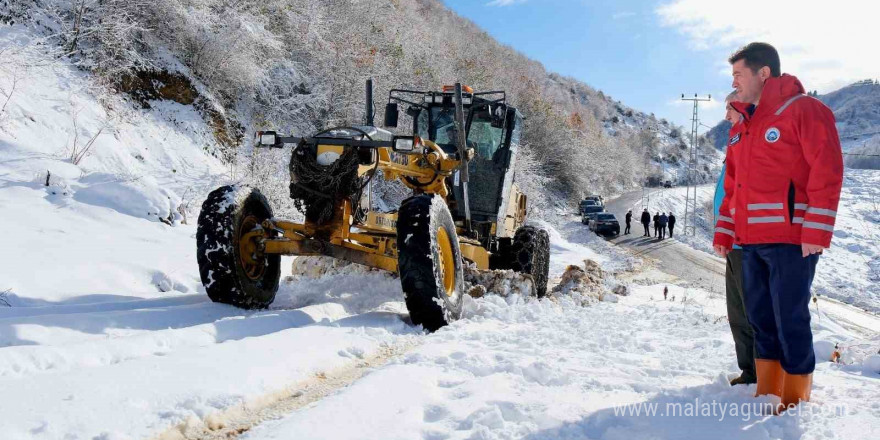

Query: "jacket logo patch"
left=765, top=127, right=781, bottom=143
left=729, top=133, right=741, bottom=146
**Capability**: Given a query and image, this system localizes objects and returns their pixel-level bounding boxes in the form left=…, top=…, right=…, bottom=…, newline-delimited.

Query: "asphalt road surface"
left=603, top=188, right=726, bottom=294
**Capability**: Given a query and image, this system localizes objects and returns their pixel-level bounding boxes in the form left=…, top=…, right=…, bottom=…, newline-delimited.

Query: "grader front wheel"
left=196, top=185, right=280, bottom=308
left=397, top=194, right=464, bottom=332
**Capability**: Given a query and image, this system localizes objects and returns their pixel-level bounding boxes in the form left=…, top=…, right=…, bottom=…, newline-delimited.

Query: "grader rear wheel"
left=505, top=226, right=551, bottom=297
left=397, top=194, right=464, bottom=332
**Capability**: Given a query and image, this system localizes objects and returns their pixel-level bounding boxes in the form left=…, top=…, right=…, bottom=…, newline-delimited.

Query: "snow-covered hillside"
left=0, top=26, right=230, bottom=301
left=642, top=172, right=880, bottom=314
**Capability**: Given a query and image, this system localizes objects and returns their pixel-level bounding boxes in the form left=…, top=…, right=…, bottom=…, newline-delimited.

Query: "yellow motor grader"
left=196, top=82, right=549, bottom=331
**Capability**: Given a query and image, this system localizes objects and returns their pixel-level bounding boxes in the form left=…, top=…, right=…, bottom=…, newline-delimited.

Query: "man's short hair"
left=728, top=42, right=781, bottom=77
left=725, top=90, right=739, bottom=103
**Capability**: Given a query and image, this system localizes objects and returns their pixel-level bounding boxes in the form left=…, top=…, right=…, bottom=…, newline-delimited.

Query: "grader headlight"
left=392, top=136, right=424, bottom=154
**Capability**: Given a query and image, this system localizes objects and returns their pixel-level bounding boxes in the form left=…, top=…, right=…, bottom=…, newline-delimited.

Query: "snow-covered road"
left=3, top=196, right=879, bottom=440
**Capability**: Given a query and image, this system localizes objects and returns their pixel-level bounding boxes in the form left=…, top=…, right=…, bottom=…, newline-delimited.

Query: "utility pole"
left=681, top=93, right=711, bottom=237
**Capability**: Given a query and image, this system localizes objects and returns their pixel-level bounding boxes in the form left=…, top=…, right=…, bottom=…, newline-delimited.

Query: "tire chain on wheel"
left=196, top=185, right=280, bottom=308
left=289, top=144, right=362, bottom=225
left=507, top=226, right=551, bottom=297
left=397, top=194, right=464, bottom=332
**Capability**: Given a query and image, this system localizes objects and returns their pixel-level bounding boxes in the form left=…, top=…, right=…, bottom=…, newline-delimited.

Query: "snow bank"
left=0, top=26, right=227, bottom=303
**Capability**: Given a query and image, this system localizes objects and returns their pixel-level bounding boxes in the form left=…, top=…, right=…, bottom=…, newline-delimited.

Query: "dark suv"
left=580, top=203, right=604, bottom=224
left=589, top=212, right=620, bottom=236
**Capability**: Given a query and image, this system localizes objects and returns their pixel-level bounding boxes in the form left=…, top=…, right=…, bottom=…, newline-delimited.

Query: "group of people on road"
left=624, top=209, right=675, bottom=239
left=712, top=43, right=843, bottom=413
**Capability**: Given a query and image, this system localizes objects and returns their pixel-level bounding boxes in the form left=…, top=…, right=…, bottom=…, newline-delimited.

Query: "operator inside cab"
left=432, top=108, right=505, bottom=164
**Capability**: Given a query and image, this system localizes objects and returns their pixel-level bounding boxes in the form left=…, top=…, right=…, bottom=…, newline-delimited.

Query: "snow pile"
left=464, top=267, right=534, bottom=299
left=290, top=256, right=536, bottom=299
left=550, top=260, right=608, bottom=304
left=291, top=256, right=389, bottom=279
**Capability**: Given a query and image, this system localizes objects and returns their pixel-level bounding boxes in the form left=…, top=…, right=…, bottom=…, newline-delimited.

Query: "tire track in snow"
left=152, top=338, right=421, bottom=440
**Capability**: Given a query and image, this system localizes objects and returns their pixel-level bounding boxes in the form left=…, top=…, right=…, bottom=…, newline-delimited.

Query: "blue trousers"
left=741, top=244, right=819, bottom=375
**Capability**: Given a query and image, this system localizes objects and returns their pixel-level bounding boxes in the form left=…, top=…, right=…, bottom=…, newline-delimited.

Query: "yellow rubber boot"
left=779, top=372, right=812, bottom=412
left=754, top=359, right=784, bottom=397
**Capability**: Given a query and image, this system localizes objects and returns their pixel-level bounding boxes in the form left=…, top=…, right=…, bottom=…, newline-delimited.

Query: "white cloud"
left=656, top=0, right=880, bottom=93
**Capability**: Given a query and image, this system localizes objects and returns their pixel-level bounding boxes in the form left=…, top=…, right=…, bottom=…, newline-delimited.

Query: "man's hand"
left=802, top=243, right=825, bottom=257
left=714, top=244, right=730, bottom=258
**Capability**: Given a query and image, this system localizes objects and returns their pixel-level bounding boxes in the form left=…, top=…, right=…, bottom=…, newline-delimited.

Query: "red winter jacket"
left=713, top=74, right=843, bottom=249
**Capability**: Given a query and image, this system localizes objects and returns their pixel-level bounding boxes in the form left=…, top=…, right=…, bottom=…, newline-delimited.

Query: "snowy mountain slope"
left=819, top=80, right=880, bottom=147
left=640, top=171, right=880, bottom=314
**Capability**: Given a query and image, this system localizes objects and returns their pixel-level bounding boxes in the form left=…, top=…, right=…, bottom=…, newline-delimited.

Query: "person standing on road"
left=659, top=212, right=669, bottom=239
left=668, top=213, right=676, bottom=238
left=713, top=43, right=843, bottom=411
left=653, top=212, right=660, bottom=237
left=715, top=90, right=756, bottom=387
left=625, top=210, right=632, bottom=235
left=641, top=209, right=651, bottom=236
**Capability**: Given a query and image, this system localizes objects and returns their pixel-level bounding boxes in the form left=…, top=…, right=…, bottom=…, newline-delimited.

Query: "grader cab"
left=196, top=82, right=549, bottom=331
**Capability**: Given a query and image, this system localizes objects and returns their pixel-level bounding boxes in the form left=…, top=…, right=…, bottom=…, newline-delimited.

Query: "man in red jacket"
left=712, top=42, right=843, bottom=412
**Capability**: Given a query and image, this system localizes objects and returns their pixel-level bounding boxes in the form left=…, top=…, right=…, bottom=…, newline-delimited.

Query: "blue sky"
left=442, top=0, right=877, bottom=131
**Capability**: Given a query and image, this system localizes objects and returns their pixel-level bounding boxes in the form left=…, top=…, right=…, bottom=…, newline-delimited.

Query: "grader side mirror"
left=384, top=103, right=399, bottom=128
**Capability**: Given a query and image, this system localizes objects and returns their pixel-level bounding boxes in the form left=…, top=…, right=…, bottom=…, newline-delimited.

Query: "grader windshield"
left=419, top=106, right=506, bottom=160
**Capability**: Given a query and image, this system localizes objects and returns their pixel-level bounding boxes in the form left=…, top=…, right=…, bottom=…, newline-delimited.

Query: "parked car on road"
left=589, top=212, right=620, bottom=236
left=578, top=199, right=600, bottom=215
left=583, top=195, right=604, bottom=207
left=582, top=210, right=602, bottom=225
left=580, top=202, right=604, bottom=219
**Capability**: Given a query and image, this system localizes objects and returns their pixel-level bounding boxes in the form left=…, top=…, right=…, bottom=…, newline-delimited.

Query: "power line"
left=681, top=93, right=711, bottom=237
